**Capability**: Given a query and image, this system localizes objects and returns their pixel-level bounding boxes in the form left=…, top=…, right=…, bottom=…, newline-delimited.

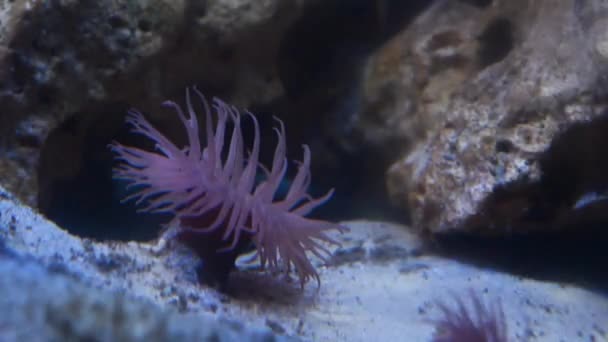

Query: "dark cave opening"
left=458, top=0, right=494, bottom=8
left=433, top=224, right=608, bottom=291
left=278, top=0, right=433, bottom=99
left=477, top=17, right=514, bottom=68
left=37, top=102, right=171, bottom=242
left=275, top=0, right=435, bottom=224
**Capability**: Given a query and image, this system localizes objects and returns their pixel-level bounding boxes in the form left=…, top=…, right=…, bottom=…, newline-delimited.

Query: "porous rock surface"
left=0, top=0, right=316, bottom=207
left=378, top=0, right=608, bottom=233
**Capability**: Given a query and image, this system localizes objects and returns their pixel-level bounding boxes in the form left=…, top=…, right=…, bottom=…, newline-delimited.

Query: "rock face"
left=0, top=0, right=316, bottom=207
left=381, top=0, right=608, bottom=233
left=0, top=257, right=287, bottom=342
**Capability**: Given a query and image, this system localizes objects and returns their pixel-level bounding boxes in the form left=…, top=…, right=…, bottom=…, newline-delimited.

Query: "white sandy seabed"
left=0, top=185, right=606, bottom=341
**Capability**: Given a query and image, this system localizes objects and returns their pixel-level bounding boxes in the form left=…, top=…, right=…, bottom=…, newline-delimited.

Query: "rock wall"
left=380, top=0, right=608, bottom=233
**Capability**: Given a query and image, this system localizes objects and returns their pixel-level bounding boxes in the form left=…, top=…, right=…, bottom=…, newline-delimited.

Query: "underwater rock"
left=350, top=1, right=484, bottom=172
left=384, top=0, right=608, bottom=234
left=0, top=184, right=294, bottom=341
left=0, top=257, right=286, bottom=341
left=0, top=0, right=318, bottom=206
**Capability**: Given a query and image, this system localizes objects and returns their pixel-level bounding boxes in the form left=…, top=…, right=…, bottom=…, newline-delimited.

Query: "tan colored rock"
left=353, top=1, right=484, bottom=164
left=384, top=0, right=608, bottom=233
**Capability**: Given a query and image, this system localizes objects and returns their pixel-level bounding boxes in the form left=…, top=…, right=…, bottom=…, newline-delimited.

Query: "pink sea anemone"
left=432, top=290, right=509, bottom=342
left=109, top=87, right=347, bottom=287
